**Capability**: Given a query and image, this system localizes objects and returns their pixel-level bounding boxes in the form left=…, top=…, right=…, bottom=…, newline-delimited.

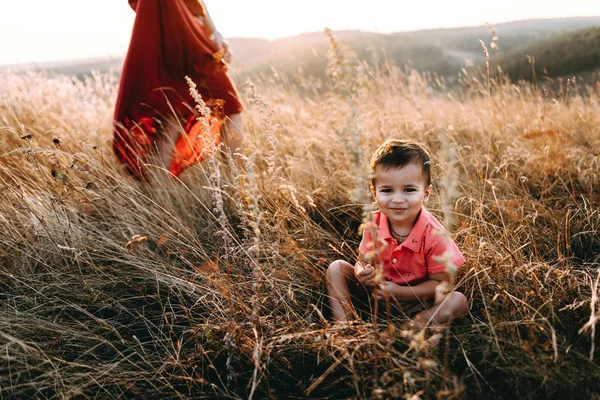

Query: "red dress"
left=113, top=0, right=243, bottom=178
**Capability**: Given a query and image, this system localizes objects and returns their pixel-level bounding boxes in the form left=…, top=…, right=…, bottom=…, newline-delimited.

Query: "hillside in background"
left=397, top=16, right=600, bottom=55
left=1, top=57, right=124, bottom=81
left=501, top=26, right=600, bottom=81
left=3, top=16, right=600, bottom=83
left=230, top=31, right=456, bottom=82
left=230, top=16, right=600, bottom=82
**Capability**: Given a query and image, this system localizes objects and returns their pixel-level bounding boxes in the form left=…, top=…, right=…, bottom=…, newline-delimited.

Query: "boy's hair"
left=370, top=139, right=432, bottom=186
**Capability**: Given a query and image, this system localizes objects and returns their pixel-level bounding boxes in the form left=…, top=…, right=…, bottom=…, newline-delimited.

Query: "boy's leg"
left=326, top=260, right=359, bottom=322
left=412, top=291, right=468, bottom=325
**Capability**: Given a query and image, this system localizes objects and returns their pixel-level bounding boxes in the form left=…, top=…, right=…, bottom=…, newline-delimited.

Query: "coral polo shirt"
left=359, top=207, right=465, bottom=285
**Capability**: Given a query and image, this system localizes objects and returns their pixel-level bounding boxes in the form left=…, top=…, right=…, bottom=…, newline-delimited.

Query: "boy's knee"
left=327, top=260, right=345, bottom=275
left=448, top=291, right=469, bottom=318
left=326, top=260, right=352, bottom=279
left=433, top=292, right=468, bottom=323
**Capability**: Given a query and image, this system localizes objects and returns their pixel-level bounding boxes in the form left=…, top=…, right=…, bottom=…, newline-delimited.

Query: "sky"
left=0, top=0, right=599, bottom=66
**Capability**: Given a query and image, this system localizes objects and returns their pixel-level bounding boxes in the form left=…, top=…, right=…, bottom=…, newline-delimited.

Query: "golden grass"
left=0, top=37, right=599, bottom=399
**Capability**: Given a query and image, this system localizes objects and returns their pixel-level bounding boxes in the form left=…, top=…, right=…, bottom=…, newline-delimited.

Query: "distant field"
left=0, top=26, right=599, bottom=399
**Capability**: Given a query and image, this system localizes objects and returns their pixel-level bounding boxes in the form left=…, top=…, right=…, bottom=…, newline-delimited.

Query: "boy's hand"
left=373, top=281, right=396, bottom=301
left=434, top=281, right=451, bottom=304
left=355, top=264, right=375, bottom=286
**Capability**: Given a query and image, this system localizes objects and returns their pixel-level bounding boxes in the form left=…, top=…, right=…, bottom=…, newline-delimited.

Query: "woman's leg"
left=222, top=112, right=245, bottom=166
left=154, top=118, right=181, bottom=173
left=149, top=112, right=244, bottom=178
left=144, top=117, right=181, bottom=185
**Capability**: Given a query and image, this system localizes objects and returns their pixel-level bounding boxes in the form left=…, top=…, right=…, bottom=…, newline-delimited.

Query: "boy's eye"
left=379, top=188, right=392, bottom=193
left=404, top=188, right=417, bottom=192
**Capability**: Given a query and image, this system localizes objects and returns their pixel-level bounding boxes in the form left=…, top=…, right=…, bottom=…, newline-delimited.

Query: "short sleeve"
left=424, top=230, right=465, bottom=275
left=358, top=225, right=374, bottom=257
left=128, top=0, right=137, bottom=11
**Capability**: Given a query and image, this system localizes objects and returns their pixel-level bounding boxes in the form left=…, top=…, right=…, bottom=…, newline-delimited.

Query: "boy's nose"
left=392, top=194, right=406, bottom=203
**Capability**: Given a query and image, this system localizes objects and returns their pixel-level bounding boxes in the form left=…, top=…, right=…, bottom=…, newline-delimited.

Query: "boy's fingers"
left=373, top=288, right=381, bottom=300
left=375, top=284, right=388, bottom=299
left=361, top=264, right=373, bottom=272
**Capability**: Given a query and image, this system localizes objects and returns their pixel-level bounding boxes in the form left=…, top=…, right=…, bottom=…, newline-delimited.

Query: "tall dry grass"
left=0, top=35, right=599, bottom=399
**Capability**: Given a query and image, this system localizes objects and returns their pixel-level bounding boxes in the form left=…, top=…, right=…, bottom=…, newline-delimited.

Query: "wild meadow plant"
left=0, top=31, right=599, bottom=398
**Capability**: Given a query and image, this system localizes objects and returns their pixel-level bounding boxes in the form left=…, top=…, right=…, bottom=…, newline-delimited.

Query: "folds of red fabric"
left=114, top=0, right=242, bottom=178
left=128, top=0, right=206, bottom=16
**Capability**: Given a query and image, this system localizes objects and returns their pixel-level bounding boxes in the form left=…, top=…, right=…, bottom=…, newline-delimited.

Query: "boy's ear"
left=370, top=185, right=376, bottom=198
left=423, top=184, right=433, bottom=203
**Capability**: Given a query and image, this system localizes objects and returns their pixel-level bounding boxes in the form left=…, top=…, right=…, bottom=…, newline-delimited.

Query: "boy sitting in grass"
left=326, top=139, right=468, bottom=325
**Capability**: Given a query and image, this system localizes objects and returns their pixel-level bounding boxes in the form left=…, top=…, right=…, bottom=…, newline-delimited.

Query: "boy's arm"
left=375, top=272, right=450, bottom=302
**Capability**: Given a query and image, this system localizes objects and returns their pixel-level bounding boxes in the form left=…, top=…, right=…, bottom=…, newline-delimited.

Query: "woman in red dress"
left=114, top=0, right=244, bottom=179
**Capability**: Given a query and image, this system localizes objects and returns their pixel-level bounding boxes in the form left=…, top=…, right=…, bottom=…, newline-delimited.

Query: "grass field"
left=0, top=36, right=599, bottom=399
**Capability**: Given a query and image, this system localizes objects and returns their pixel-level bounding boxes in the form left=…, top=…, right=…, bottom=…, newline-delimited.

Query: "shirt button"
left=392, top=258, right=397, bottom=263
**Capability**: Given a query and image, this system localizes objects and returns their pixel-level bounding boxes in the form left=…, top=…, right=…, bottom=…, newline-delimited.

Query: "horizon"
left=3, top=15, right=599, bottom=69
left=1, top=0, right=599, bottom=66
left=0, top=16, right=569, bottom=68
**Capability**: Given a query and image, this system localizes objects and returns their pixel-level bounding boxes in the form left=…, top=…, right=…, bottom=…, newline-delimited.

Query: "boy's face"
left=372, top=163, right=432, bottom=231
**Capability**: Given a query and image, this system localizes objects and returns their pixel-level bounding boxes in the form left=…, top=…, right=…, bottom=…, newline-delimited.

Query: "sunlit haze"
left=0, top=0, right=598, bottom=65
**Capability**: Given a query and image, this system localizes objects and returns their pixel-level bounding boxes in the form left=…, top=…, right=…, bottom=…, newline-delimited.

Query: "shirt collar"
left=377, top=207, right=430, bottom=252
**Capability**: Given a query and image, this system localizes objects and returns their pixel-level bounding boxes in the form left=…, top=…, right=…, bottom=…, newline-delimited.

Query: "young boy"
left=326, top=139, right=468, bottom=325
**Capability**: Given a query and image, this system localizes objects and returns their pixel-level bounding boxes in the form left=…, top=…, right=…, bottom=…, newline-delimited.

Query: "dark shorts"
left=350, top=282, right=434, bottom=321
